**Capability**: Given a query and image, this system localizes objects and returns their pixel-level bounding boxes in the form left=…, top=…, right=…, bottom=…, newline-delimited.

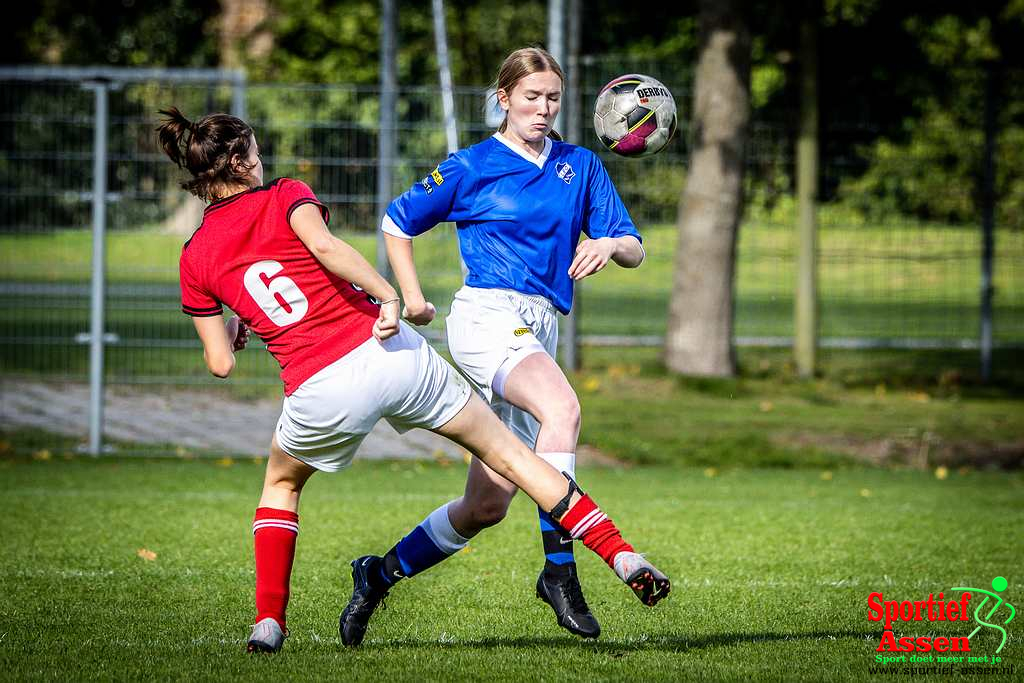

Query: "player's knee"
left=468, top=498, right=511, bottom=528
left=538, top=393, right=581, bottom=433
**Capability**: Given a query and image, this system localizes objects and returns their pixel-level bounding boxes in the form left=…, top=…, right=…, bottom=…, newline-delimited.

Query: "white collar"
left=493, top=131, right=552, bottom=169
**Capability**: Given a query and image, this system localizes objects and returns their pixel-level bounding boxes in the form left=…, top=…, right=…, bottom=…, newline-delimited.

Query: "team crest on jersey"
left=431, top=167, right=444, bottom=185
left=555, top=162, right=575, bottom=185
left=513, top=327, right=531, bottom=337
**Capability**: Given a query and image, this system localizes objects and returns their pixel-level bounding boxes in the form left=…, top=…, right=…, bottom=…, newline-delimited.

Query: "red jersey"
left=179, top=178, right=378, bottom=395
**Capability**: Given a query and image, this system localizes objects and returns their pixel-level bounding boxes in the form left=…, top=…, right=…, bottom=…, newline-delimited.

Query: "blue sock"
left=536, top=452, right=577, bottom=570
left=379, top=503, right=468, bottom=586
left=539, top=509, right=576, bottom=568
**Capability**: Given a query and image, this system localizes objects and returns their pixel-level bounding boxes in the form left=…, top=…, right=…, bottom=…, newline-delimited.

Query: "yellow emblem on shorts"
left=513, top=327, right=531, bottom=337
left=431, top=168, right=444, bottom=185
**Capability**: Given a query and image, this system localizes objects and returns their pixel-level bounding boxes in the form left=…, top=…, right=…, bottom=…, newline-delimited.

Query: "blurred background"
left=0, top=0, right=1021, bottom=460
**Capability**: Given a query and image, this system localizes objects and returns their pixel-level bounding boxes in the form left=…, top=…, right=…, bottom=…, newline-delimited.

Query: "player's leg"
left=248, top=435, right=317, bottom=653
left=436, top=393, right=669, bottom=607
left=446, top=453, right=518, bottom=534
left=257, top=339, right=380, bottom=651
left=495, top=349, right=602, bottom=636
left=339, top=323, right=519, bottom=645
left=343, top=316, right=526, bottom=602
left=340, top=442, right=519, bottom=646
left=445, top=288, right=599, bottom=636
left=341, top=391, right=669, bottom=646
left=340, top=324, right=668, bottom=646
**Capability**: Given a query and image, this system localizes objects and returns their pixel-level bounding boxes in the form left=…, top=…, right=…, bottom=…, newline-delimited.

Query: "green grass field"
left=576, top=347, right=1023, bottom=469
left=2, top=220, right=1022, bottom=383
left=0, top=453, right=1020, bottom=681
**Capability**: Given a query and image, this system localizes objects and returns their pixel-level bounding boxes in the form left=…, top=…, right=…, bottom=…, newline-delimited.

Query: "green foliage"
left=441, top=1, right=550, bottom=86
left=838, top=109, right=981, bottom=226
left=832, top=8, right=1024, bottom=228
left=9, top=1, right=1024, bottom=235
left=10, top=0, right=219, bottom=66
left=837, top=85, right=1024, bottom=230
left=823, top=0, right=881, bottom=26
left=255, top=0, right=552, bottom=87
left=256, top=0, right=381, bottom=84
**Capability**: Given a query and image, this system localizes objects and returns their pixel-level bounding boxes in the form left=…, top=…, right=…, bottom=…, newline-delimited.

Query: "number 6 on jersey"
left=244, top=260, right=309, bottom=326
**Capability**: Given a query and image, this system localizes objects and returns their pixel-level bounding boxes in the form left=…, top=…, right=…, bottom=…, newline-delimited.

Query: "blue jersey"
left=385, top=133, right=641, bottom=314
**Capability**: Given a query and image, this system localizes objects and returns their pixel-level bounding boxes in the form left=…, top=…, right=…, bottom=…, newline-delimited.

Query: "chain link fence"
left=1, top=63, right=1021, bottom=393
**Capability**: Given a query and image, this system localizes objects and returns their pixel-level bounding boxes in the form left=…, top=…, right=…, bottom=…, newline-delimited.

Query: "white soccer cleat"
left=246, top=617, right=286, bottom=653
left=613, top=551, right=671, bottom=607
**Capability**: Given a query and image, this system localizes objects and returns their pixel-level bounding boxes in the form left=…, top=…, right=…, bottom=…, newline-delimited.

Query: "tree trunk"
left=218, top=0, right=272, bottom=69
left=161, top=194, right=206, bottom=236
left=664, top=0, right=751, bottom=377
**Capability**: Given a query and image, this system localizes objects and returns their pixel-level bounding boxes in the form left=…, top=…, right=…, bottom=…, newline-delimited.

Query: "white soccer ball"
left=594, top=74, right=677, bottom=157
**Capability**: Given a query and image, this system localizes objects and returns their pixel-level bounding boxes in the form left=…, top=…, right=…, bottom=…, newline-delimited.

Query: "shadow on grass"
left=364, top=629, right=877, bottom=653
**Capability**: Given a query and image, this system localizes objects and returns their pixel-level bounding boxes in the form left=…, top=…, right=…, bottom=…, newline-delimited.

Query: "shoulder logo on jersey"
left=513, top=327, right=531, bottom=337
left=555, top=161, right=575, bottom=185
left=419, top=166, right=445, bottom=195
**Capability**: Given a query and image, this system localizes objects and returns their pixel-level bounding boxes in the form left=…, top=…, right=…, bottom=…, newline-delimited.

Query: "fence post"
left=795, top=12, right=819, bottom=378
left=376, top=0, right=397, bottom=280
left=562, top=0, right=581, bottom=371
left=85, top=80, right=109, bottom=456
left=980, top=63, right=998, bottom=382
left=231, top=69, right=247, bottom=120
left=432, top=0, right=458, bottom=155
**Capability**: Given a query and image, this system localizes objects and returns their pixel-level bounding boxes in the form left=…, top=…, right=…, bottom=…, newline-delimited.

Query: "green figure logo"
left=951, top=576, right=1015, bottom=654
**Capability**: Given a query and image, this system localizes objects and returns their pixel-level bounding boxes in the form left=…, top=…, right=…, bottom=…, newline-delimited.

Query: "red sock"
left=253, top=507, right=299, bottom=629
left=556, top=494, right=633, bottom=568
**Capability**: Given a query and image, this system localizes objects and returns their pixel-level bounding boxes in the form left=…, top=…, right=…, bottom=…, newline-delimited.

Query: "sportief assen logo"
left=869, top=576, right=1015, bottom=672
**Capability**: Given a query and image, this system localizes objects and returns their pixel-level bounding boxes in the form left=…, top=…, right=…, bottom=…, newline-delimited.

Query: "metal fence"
left=1, top=63, right=1022, bottom=400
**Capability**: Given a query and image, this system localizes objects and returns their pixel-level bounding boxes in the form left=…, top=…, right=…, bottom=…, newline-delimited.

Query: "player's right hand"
left=373, top=300, right=401, bottom=341
left=226, top=316, right=250, bottom=351
left=402, top=301, right=436, bottom=326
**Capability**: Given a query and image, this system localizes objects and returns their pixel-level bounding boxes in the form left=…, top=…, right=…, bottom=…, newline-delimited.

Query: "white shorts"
left=445, top=286, right=558, bottom=449
left=275, top=321, right=472, bottom=472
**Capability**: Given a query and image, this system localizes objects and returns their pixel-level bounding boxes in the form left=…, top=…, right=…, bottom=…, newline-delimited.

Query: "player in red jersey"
left=158, top=107, right=669, bottom=653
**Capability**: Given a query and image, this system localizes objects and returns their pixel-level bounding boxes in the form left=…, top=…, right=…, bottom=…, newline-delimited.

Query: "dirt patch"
left=576, top=444, right=628, bottom=468
left=775, top=431, right=1024, bottom=470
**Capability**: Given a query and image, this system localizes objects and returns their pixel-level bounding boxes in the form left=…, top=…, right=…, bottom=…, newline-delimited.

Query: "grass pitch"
left=1, top=453, right=1020, bottom=681
left=2, top=219, right=1022, bottom=381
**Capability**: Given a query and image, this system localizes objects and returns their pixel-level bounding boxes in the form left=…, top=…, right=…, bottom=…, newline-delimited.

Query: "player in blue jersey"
left=339, top=47, right=659, bottom=644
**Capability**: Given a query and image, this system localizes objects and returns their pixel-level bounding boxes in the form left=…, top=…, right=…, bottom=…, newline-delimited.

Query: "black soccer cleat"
left=339, top=555, right=390, bottom=647
left=535, top=565, right=601, bottom=639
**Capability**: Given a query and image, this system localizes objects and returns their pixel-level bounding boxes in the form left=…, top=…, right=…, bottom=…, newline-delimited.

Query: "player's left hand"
left=226, top=316, right=249, bottom=351
left=374, top=300, right=401, bottom=341
left=569, top=237, right=617, bottom=280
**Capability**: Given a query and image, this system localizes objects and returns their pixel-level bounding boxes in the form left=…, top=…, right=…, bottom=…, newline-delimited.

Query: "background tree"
left=218, top=0, right=273, bottom=70
left=664, top=0, right=751, bottom=377
left=3, top=0, right=219, bottom=66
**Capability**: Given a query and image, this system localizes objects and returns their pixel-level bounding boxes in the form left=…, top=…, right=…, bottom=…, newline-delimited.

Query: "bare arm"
left=289, top=203, right=400, bottom=340
left=568, top=235, right=645, bottom=280
left=192, top=314, right=248, bottom=378
left=610, top=235, right=645, bottom=268
left=290, top=204, right=397, bottom=303
left=384, top=232, right=436, bottom=325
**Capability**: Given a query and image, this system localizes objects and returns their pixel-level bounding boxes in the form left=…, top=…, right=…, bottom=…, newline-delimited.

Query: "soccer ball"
left=593, top=74, right=677, bottom=157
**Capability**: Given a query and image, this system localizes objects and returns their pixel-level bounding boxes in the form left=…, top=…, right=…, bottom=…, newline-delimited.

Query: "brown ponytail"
left=156, top=107, right=257, bottom=202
